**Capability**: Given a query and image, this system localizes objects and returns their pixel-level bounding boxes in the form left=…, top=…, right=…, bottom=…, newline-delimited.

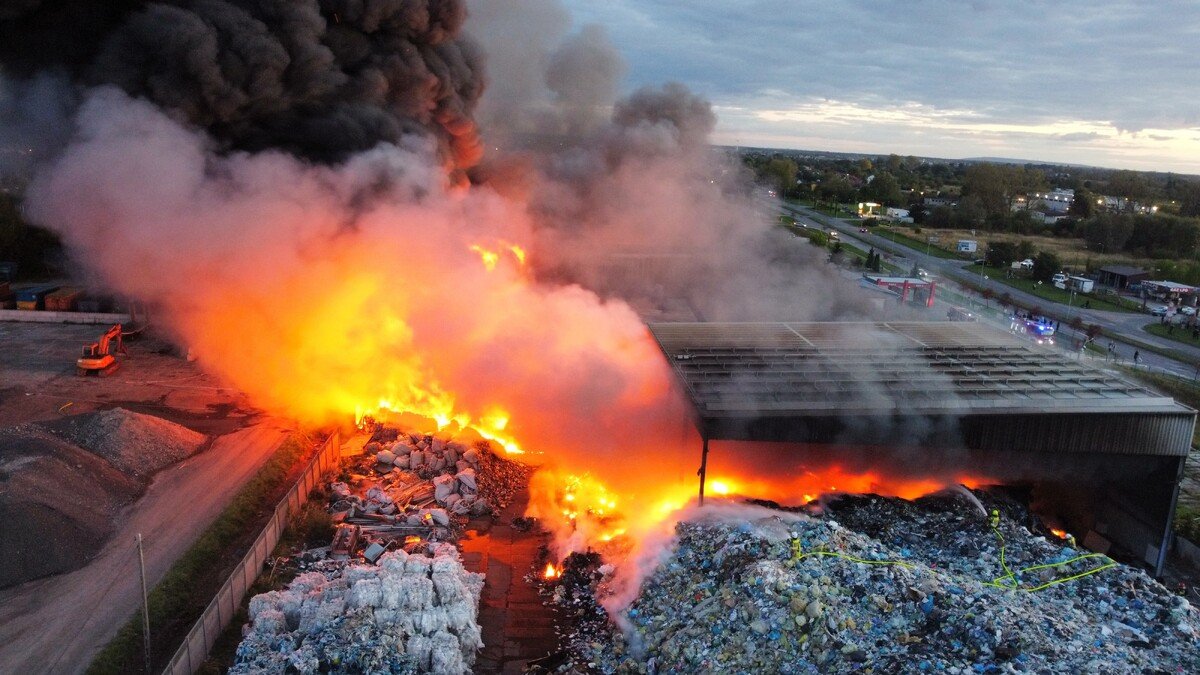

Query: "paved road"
left=778, top=201, right=1200, bottom=378
left=0, top=421, right=291, bottom=674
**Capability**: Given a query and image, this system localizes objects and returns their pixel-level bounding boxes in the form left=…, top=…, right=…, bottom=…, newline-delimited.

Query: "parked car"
left=947, top=307, right=977, bottom=322
left=1150, top=305, right=1168, bottom=317
left=858, top=226, right=869, bottom=233
left=1181, top=306, right=1197, bottom=316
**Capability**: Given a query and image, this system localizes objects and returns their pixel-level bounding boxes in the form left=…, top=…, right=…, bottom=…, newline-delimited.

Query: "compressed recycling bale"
left=376, top=449, right=396, bottom=464
left=414, top=605, right=449, bottom=634
left=404, top=555, right=432, bottom=575
left=366, top=486, right=391, bottom=504
left=462, top=448, right=480, bottom=464
left=252, top=609, right=288, bottom=635
left=409, top=449, right=425, bottom=468
left=455, top=468, right=477, bottom=493
left=248, top=591, right=283, bottom=622
left=347, top=577, right=382, bottom=609
left=419, top=508, right=451, bottom=526
left=379, top=550, right=410, bottom=574
left=233, top=522, right=483, bottom=674
left=299, top=597, right=345, bottom=636
left=433, top=570, right=468, bottom=604
left=407, top=634, right=433, bottom=670
left=398, top=574, right=435, bottom=611
left=430, top=630, right=465, bottom=674
left=433, top=474, right=456, bottom=503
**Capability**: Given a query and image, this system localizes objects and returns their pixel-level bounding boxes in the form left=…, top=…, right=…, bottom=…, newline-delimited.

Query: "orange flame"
left=543, top=562, right=560, bottom=579
left=528, top=463, right=991, bottom=561
left=1050, top=528, right=1068, bottom=540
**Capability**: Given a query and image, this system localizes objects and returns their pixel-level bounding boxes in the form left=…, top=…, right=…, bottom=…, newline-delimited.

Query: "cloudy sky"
left=559, top=0, right=1200, bottom=173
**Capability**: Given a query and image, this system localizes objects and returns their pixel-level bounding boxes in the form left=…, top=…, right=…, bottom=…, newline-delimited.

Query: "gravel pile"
left=0, top=426, right=143, bottom=587
left=231, top=545, right=484, bottom=674
left=552, top=494, right=1200, bottom=674
left=48, top=407, right=206, bottom=477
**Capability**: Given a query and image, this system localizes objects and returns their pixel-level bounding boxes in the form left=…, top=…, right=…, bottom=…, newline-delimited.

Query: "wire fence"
left=161, top=431, right=341, bottom=675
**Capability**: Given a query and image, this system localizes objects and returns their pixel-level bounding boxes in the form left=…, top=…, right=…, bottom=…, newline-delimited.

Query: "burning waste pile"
left=327, top=430, right=494, bottom=556
left=230, top=425, right=530, bottom=673
left=547, top=495, right=1200, bottom=674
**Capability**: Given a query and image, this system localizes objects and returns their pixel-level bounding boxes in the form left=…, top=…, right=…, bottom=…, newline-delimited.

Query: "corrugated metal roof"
left=649, top=322, right=1196, bottom=456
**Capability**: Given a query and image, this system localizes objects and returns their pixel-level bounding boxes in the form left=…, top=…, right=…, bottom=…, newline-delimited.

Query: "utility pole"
left=137, top=533, right=152, bottom=674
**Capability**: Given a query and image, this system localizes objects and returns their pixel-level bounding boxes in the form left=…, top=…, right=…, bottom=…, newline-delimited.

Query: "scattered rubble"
left=46, top=407, right=206, bottom=477
left=550, top=494, right=1200, bottom=674
left=230, top=546, right=484, bottom=674
left=232, top=424, right=533, bottom=672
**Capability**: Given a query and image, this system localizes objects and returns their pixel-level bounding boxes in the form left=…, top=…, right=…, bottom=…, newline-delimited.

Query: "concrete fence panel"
left=161, top=431, right=341, bottom=674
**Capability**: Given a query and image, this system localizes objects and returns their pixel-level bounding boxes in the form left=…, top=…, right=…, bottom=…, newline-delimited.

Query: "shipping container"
left=45, top=287, right=84, bottom=312
left=77, top=297, right=114, bottom=313
left=13, top=284, right=60, bottom=310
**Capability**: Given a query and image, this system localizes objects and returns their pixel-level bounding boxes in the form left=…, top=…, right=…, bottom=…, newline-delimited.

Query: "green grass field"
left=873, top=228, right=963, bottom=259
left=964, top=265, right=1142, bottom=313
left=1143, top=321, right=1200, bottom=347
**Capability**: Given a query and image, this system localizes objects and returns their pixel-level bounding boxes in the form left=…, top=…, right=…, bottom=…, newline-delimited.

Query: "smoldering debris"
left=230, top=546, right=484, bottom=675
left=545, top=493, right=1200, bottom=673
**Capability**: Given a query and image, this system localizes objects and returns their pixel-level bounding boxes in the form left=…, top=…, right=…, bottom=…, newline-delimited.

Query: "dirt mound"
left=0, top=427, right=143, bottom=588
left=47, top=407, right=207, bottom=478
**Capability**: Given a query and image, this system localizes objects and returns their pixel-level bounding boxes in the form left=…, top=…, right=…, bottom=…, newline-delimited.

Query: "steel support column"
left=1156, top=456, right=1186, bottom=577
left=698, top=435, right=710, bottom=506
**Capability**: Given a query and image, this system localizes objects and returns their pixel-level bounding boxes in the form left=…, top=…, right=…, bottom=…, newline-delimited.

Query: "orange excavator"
left=77, top=324, right=127, bottom=376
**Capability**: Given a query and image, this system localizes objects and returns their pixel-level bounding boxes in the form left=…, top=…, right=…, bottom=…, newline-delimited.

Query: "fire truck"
left=1009, top=316, right=1055, bottom=345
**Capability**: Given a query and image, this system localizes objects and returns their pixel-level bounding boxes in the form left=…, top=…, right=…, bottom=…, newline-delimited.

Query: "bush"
left=1177, top=507, right=1200, bottom=543
left=287, top=497, right=335, bottom=550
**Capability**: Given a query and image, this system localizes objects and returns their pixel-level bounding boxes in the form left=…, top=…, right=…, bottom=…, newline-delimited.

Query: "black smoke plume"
left=0, top=0, right=484, bottom=174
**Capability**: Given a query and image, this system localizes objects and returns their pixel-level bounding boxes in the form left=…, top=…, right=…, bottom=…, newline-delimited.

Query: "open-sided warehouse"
left=649, top=321, right=1196, bottom=576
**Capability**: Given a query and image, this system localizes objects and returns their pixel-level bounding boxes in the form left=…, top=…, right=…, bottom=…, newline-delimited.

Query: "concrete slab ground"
left=461, top=487, right=561, bottom=674
left=0, top=322, right=257, bottom=432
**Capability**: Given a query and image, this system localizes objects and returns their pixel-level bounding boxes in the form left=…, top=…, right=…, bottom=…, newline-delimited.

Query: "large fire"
left=31, top=87, right=996, bottom=581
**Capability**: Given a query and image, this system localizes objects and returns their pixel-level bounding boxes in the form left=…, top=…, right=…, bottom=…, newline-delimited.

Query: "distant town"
left=740, top=147, right=1200, bottom=290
